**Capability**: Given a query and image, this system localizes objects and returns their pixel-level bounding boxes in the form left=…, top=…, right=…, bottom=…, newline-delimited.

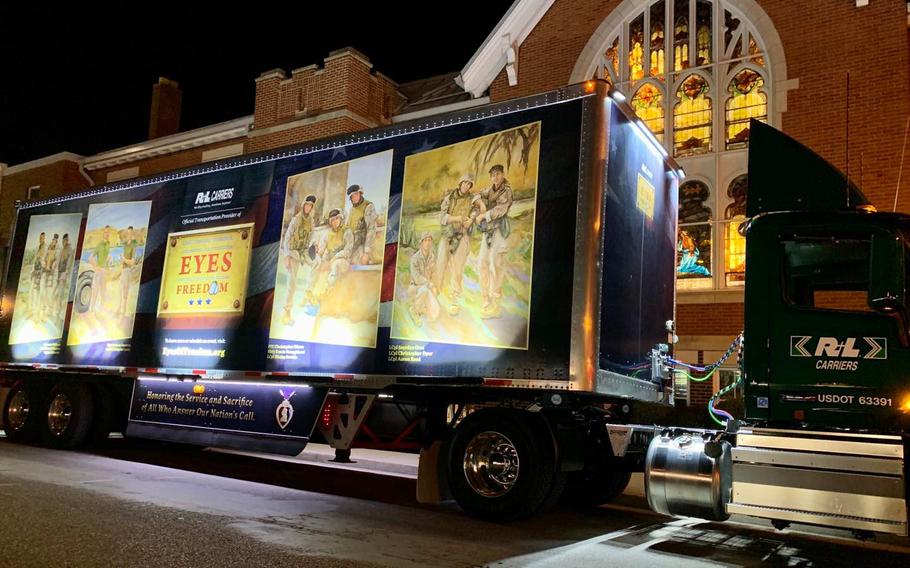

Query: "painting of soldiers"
left=66, top=201, right=152, bottom=348
left=391, top=122, right=541, bottom=350
left=280, top=194, right=318, bottom=326
left=409, top=232, right=440, bottom=324
left=436, top=174, right=476, bottom=316
left=269, top=150, right=392, bottom=349
left=9, top=213, right=82, bottom=347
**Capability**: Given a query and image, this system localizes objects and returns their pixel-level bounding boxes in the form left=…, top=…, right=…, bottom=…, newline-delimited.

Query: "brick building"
left=1, top=1, right=907, bottom=405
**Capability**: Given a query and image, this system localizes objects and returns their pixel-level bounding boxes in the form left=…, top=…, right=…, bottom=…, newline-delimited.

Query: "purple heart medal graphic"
left=276, top=388, right=296, bottom=430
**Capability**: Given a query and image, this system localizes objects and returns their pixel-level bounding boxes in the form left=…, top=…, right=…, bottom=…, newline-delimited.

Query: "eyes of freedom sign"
left=157, top=223, right=254, bottom=316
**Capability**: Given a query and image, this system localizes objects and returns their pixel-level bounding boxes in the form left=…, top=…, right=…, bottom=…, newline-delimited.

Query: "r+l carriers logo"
left=790, top=335, right=887, bottom=371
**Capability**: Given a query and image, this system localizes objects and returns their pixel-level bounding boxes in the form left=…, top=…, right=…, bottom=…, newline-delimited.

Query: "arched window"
left=674, top=74, right=712, bottom=156
left=632, top=83, right=665, bottom=143
left=677, top=179, right=713, bottom=289
left=723, top=174, right=748, bottom=285
left=597, top=0, right=770, bottom=157
left=589, top=0, right=775, bottom=292
left=725, top=69, right=766, bottom=149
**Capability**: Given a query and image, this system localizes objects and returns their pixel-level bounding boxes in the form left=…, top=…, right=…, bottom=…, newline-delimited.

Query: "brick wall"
left=250, top=48, right=404, bottom=154
left=677, top=302, right=744, bottom=337
left=0, top=160, right=91, bottom=244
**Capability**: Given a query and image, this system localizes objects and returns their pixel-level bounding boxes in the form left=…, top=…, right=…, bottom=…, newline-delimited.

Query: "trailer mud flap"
left=126, top=378, right=326, bottom=456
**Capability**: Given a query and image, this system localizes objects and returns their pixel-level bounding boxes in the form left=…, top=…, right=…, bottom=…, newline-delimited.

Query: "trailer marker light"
left=584, top=80, right=596, bottom=93
left=193, top=384, right=205, bottom=395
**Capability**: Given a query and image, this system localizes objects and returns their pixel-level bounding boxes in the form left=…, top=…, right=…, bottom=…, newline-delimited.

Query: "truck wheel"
left=2, top=382, right=45, bottom=443
left=448, top=409, right=557, bottom=521
left=43, top=382, right=94, bottom=450
left=563, top=469, right=632, bottom=507
left=74, top=272, right=93, bottom=314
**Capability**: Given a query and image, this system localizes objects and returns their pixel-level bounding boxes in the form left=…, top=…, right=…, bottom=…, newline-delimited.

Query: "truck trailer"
left=0, top=81, right=907, bottom=536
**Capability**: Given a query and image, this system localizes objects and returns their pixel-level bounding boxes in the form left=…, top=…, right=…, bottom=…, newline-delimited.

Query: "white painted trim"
left=4, top=152, right=84, bottom=175
left=83, top=116, right=252, bottom=171
left=392, top=97, right=491, bottom=123
left=201, top=143, right=246, bottom=163
left=457, top=0, right=556, bottom=97
left=247, top=109, right=376, bottom=139
left=106, top=166, right=140, bottom=183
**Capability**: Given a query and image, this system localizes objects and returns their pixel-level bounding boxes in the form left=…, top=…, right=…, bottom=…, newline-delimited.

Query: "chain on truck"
left=0, top=80, right=907, bottom=536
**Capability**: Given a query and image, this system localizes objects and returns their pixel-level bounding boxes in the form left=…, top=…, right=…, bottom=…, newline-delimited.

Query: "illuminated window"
left=725, top=69, right=766, bottom=149
left=673, top=0, right=689, bottom=72
left=630, top=14, right=646, bottom=82
left=594, top=0, right=774, bottom=292
left=650, top=1, right=666, bottom=77
left=677, top=180, right=713, bottom=290
left=674, top=74, right=712, bottom=156
left=723, top=174, right=747, bottom=286
left=632, top=83, right=665, bottom=142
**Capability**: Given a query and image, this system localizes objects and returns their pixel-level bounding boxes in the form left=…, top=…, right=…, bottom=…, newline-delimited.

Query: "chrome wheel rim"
left=463, top=430, right=519, bottom=498
left=6, top=390, right=30, bottom=432
left=47, top=393, right=73, bottom=437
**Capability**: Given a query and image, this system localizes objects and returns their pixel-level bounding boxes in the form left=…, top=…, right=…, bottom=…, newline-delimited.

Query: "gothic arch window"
left=597, top=0, right=770, bottom=159
left=591, top=0, right=774, bottom=293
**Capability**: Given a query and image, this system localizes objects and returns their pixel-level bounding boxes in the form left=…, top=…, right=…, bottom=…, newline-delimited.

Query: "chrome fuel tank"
left=645, top=430, right=732, bottom=521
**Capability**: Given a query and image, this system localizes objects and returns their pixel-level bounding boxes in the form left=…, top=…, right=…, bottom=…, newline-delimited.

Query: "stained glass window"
left=674, top=74, right=712, bottom=156
left=695, top=0, right=712, bottom=67
left=674, top=0, right=689, bottom=71
left=630, top=14, right=646, bottom=82
left=632, top=83, right=665, bottom=142
left=677, top=180, right=712, bottom=289
left=650, top=1, right=666, bottom=77
left=725, top=69, right=766, bottom=149
left=605, top=36, right=620, bottom=82
left=723, top=175, right=747, bottom=286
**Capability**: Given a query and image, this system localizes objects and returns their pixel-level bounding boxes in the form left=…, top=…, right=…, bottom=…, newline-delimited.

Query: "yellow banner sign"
left=157, top=223, right=254, bottom=316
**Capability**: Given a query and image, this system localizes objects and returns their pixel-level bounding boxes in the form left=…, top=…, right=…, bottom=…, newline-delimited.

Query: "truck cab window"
left=782, top=237, right=872, bottom=313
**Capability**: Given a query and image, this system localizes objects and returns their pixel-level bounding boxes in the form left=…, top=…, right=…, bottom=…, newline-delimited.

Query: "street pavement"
left=0, top=438, right=908, bottom=567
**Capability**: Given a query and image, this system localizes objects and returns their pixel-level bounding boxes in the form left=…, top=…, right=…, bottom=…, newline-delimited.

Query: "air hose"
left=670, top=333, right=744, bottom=427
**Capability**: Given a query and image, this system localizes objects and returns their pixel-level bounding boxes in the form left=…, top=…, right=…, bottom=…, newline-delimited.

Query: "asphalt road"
left=0, top=438, right=909, bottom=567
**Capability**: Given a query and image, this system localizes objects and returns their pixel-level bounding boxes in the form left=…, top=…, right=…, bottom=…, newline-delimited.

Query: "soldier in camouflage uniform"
left=28, top=232, right=47, bottom=319
left=320, top=208, right=354, bottom=290
left=408, top=232, right=440, bottom=324
left=41, top=234, right=59, bottom=319
left=471, top=164, right=513, bottom=319
left=436, top=174, right=475, bottom=315
left=281, top=194, right=319, bottom=325
left=345, top=185, right=379, bottom=265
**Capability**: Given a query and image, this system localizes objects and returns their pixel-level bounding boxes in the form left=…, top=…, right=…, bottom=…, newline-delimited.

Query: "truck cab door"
left=761, top=227, right=910, bottom=429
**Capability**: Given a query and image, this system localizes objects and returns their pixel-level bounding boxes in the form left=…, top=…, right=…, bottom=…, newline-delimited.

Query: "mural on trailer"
left=269, top=150, right=392, bottom=349
left=67, top=201, right=152, bottom=350
left=390, top=122, right=541, bottom=350
left=8, top=213, right=82, bottom=357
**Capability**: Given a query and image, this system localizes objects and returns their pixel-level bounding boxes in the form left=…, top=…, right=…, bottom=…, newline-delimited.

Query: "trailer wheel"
left=2, top=382, right=45, bottom=443
left=43, top=382, right=94, bottom=450
left=563, top=469, right=632, bottom=507
left=448, top=409, right=557, bottom=521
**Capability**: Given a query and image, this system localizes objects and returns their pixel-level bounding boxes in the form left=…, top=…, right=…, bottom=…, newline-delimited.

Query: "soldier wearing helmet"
left=436, top=173, right=478, bottom=315
left=345, top=184, right=378, bottom=265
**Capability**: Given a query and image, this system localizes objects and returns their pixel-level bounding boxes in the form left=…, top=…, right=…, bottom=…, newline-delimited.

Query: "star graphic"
left=414, top=139, right=437, bottom=153
left=331, top=146, right=347, bottom=160
left=187, top=299, right=193, bottom=306
left=206, top=298, right=212, bottom=305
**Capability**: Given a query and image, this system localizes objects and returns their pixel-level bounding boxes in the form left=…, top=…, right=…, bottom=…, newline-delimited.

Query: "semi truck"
left=0, top=80, right=907, bottom=537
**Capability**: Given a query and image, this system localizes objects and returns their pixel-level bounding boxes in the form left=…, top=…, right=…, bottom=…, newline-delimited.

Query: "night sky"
left=0, top=1, right=515, bottom=166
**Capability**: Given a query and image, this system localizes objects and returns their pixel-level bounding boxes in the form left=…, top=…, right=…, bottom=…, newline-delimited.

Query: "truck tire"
left=447, top=409, right=557, bottom=521
left=43, top=382, right=94, bottom=450
left=563, top=469, right=632, bottom=507
left=2, top=382, right=45, bottom=444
